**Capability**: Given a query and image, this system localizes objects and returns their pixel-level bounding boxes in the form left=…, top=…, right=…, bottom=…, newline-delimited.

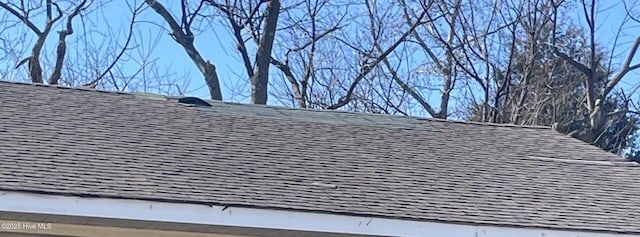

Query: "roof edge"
left=0, top=189, right=636, bottom=236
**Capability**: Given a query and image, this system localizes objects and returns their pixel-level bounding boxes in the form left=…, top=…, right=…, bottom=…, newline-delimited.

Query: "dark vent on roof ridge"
left=526, top=155, right=639, bottom=167
left=177, top=97, right=212, bottom=107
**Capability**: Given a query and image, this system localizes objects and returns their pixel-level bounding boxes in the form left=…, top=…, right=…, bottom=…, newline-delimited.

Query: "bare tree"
left=550, top=0, right=640, bottom=147
left=0, top=0, right=87, bottom=84
left=144, top=0, right=222, bottom=100
left=0, top=0, right=178, bottom=94
left=249, top=0, right=280, bottom=104
left=207, top=0, right=282, bottom=104
left=455, top=0, right=640, bottom=154
left=392, top=0, right=463, bottom=119
left=207, top=0, right=429, bottom=109
left=269, top=0, right=345, bottom=108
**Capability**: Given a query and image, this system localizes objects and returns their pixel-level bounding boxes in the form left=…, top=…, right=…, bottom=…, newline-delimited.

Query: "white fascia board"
left=0, top=191, right=631, bottom=237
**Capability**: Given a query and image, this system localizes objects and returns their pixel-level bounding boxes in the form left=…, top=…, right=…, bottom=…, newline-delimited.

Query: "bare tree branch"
left=2, top=0, right=63, bottom=83
left=271, top=57, right=305, bottom=107
left=84, top=2, right=144, bottom=88
left=49, top=0, right=89, bottom=85
left=0, top=1, right=42, bottom=35
left=603, top=36, right=640, bottom=97
left=327, top=10, right=428, bottom=110
left=144, top=0, right=222, bottom=100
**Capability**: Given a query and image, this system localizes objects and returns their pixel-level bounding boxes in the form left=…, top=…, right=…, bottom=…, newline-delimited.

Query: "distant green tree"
left=467, top=22, right=640, bottom=156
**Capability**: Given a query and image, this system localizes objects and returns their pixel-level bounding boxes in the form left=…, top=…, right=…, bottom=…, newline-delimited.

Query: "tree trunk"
left=251, top=0, right=281, bottom=104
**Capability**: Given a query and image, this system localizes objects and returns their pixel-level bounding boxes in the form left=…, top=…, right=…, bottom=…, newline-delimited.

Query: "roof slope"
left=1, top=81, right=640, bottom=234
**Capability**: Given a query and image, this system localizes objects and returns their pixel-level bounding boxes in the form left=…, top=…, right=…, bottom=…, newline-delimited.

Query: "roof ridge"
left=1, top=80, right=553, bottom=130
left=419, top=117, right=552, bottom=129
left=202, top=99, right=554, bottom=130
left=526, top=155, right=636, bottom=166
left=0, top=80, right=129, bottom=95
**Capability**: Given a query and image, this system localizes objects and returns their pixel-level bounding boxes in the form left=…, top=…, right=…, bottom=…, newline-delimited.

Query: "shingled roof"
left=1, top=80, right=640, bottom=235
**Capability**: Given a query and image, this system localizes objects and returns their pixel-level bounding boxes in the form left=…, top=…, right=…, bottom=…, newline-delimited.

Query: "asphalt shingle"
left=1, top=81, right=640, bottom=234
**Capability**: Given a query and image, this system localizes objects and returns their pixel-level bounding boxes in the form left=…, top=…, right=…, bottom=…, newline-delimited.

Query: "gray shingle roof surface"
left=1, top=81, right=640, bottom=234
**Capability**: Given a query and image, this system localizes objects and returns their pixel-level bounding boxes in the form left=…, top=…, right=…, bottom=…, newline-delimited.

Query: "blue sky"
left=1, top=0, right=638, bottom=111
left=128, top=0, right=640, bottom=107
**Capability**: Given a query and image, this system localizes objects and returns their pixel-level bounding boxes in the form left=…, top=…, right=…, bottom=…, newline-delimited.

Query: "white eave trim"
left=0, top=191, right=631, bottom=237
